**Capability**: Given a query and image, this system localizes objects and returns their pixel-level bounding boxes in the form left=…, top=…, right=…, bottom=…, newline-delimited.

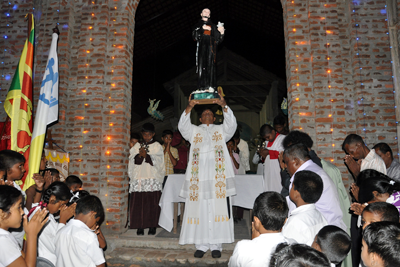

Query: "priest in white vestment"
left=258, top=124, right=285, bottom=192
left=178, top=93, right=237, bottom=259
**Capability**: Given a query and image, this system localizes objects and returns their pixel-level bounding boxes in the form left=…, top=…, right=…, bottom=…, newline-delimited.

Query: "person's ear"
left=213, top=117, right=216, bottom=122
left=372, top=191, right=379, bottom=198
left=253, top=216, right=261, bottom=228
left=385, top=151, right=392, bottom=158
left=293, top=158, right=301, bottom=168
left=199, top=117, right=203, bottom=123
left=151, top=132, right=155, bottom=138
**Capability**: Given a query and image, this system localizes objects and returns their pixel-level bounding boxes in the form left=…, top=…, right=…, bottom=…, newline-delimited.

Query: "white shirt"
left=29, top=208, right=65, bottom=265
left=287, top=160, right=346, bottom=230
left=0, top=228, right=21, bottom=267
left=237, top=139, right=250, bottom=172
left=228, top=232, right=294, bottom=267
left=360, top=149, right=387, bottom=174
left=55, top=219, right=105, bottom=267
left=282, top=204, right=327, bottom=246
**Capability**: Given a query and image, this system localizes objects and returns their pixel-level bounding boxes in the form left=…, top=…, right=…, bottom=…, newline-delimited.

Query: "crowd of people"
left=1, top=93, right=400, bottom=267
left=127, top=93, right=400, bottom=266
left=0, top=149, right=106, bottom=267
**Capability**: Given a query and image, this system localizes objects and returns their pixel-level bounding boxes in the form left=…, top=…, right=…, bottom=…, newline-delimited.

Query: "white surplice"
left=178, top=107, right=237, bottom=246
left=262, top=133, right=285, bottom=192
left=237, top=138, right=250, bottom=174
left=128, top=141, right=165, bottom=192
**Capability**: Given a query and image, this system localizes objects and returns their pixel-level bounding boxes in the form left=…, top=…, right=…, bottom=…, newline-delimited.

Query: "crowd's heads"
left=312, top=225, right=351, bottom=265
left=358, top=175, right=400, bottom=203
left=130, top=132, right=141, bottom=148
left=259, top=124, right=276, bottom=142
left=0, top=185, right=22, bottom=214
left=75, top=195, right=104, bottom=221
left=282, top=130, right=314, bottom=150
left=373, top=142, right=393, bottom=167
left=361, top=202, right=399, bottom=229
left=69, top=189, right=91, bottom=205
left=45, top=168, right=60, bottom=182
left=141, top=123, right=156, bottom=143
left=269, top=243, right=330, bottom=267
left=0, top=150, right=26, bottom=181
left=282, top=143, right=310, bottom=176
left=65, top=175, right=83, bottom=192
left=356, top=169, right=387, bottom=186
left=233, top=129, right=241, bottom=141
left=362, top=222, right=400, bottom=267
left=42, top=181, right=72, bottom=214
left=342, top=134, right=366, bottom=160
left=253, top=192, right=288, bottom=231
left=273, top=114, right=288, bottom=135
left=291, top=170, right=323, bottom=204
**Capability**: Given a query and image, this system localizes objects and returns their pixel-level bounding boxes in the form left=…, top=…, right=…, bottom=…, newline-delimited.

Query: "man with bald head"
left=282, top=143, right=345, bottom=230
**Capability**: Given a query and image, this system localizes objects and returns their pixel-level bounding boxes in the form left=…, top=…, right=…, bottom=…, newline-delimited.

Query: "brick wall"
left=282, top=0, right=398, bottom=188
left=0, top=0, right=399, bottom=234
left=0, top=0, right=137, bottom=234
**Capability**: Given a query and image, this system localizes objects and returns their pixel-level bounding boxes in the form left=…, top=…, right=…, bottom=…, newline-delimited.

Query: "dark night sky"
left=132, top=5, right=286, bottom=121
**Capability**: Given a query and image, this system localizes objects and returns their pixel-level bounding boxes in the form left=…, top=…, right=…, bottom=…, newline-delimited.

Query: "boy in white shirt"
left=228, top=192, right=294, bottom=267
left=55, top=195, right=106, bottom=267
left=282, top=170, right=327, bottom=245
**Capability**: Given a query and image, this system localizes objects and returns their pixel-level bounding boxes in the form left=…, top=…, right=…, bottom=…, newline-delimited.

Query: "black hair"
left=342, top=134, right=364, bottom=152
left=259, top=124, right=275, bottom=137
left=358, top=175, right=400, bottom=203
left=283, top=143, right=310, bottom=162
left=68, top=190, right=91, bottom=205
left=282, top=130, right=314, bottom=150
left=44, top=168, right=60, bottom=177
left=162, top=129, right=173, bottom=137
left=0, top=150, right=26, bottom=180
left=363, top=222, right=400, bottom=267
left=253, top=192, right=288, bottom=231
left=292, top=170, right=323, bottom=203
left=373, top=142, right=393, bottom=159
left=130, top=132, right=141, bottom=140
left=141, top=122, right=155, bottom=133
left=363, top=202, right=399, bottom=223
left=227, top=138, right=235, bottom=145
left=65, top=175, right=83, bottom=188
left=273, top=114, right=287, bottom=127
left=75, top=195, right=104, bottom=220
left=0, top=185, right=22, bottom=213
left=315, top=225, right=351, bottom=265
left=269, top=243, right=330, bottom=267
left=233, top=129, right=240, bottom=140
left=356, top=169, right=385, bottom=186
left=42, top=181, right=72, bottom=205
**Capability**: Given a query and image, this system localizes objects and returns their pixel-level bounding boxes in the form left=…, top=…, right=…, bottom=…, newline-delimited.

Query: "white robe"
left=237, top=139, right=250, bottom=174
left=262, top=134, right=285, bottom=192
left=178, top=107, right=237, bottom=245
left=128, top=141, right=165, bottom=192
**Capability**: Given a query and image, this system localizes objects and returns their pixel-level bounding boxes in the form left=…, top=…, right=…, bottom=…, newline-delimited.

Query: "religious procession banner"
left=24, top=31, right=59, bottom=190
left=44, top=149, right=69, bottom=182
left=4, top=14, right=34, bottom=188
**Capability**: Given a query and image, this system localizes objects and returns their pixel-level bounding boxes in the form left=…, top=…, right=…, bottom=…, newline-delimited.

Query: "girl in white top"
left=0, top=185, right=48, bottom=267
left=28, top=181, right=76, bottom=265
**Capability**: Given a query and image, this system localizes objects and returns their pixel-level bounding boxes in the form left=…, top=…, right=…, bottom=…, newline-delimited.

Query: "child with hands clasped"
left=55, top=195, right=106, bottom=267
left=28, top=181, right=75, bottom=265
left=0, top=185, right=48, bottom=267
left=227, top=138, right=240, bottom=174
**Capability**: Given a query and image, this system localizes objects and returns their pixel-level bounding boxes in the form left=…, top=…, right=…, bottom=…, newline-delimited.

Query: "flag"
left=23, top=31, right=59, bottom=191
left=4, top=14, right=35, bottom=187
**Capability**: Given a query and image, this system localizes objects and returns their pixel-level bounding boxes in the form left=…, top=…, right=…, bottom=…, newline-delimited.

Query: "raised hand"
left=344, top=155, right=361, bottom=178
left=213, top=92, right=227, bottom=108
left=23, top=208, right=48, bottom=237
left=32, top=173, right=45, bottom=191
left=350, top=202, right=367, bottom=216
left=59, top=203, right=76, bottom=224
